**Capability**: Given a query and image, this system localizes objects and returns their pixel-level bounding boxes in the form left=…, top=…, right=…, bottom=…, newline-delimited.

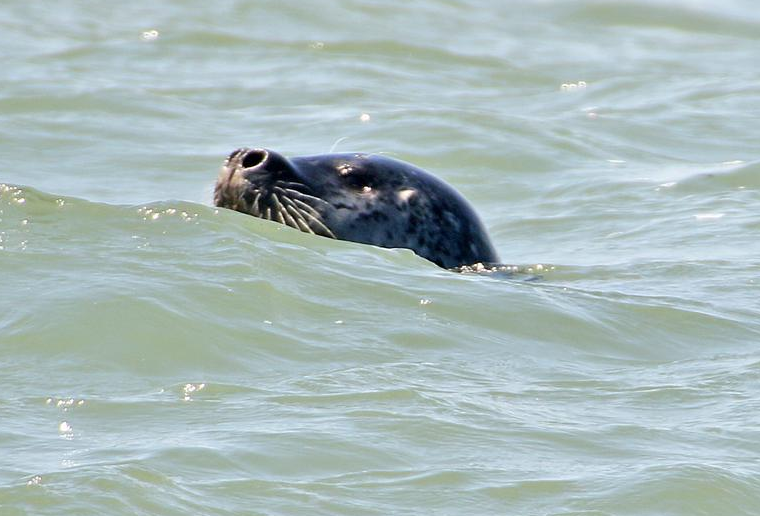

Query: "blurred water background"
left=1, top=1, right=759, bottom=515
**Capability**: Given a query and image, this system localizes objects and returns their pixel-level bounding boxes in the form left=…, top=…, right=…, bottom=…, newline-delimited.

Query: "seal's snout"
left=240, top=148, right=268, bottom=169
left=238, top=148, right=295, bottom=182
left=216, top=147, right=335, bottom=239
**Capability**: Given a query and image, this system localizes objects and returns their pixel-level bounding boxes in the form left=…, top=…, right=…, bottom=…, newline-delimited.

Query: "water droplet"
left=560, top=81, right=587, bottom=92
left=182, top=382, right=206, bottom=401
left=141, top=30, right=159, bottom=41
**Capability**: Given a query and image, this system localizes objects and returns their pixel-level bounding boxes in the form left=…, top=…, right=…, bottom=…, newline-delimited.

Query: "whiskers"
left=239, top=179, right=336, bottom=239
left=329, top=136, right=350, bottom=153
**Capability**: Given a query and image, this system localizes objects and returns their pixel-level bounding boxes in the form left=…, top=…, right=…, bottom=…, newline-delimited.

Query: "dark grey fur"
left=214, top=148, right=499, bottom=269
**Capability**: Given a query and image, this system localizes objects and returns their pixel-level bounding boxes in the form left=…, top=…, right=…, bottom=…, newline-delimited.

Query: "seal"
left=214, top=148, right=500, bottom=269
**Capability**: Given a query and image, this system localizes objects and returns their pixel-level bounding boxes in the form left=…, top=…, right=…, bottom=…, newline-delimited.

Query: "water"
left=2, top=1, right=760, bottom=515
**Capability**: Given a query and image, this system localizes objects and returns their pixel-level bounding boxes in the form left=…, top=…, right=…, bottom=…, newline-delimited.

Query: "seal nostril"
left=242, top=149, right=268, bottom=169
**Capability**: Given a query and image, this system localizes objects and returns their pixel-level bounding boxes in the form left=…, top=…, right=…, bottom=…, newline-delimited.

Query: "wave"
left=2, top=182, right=758, bottom=376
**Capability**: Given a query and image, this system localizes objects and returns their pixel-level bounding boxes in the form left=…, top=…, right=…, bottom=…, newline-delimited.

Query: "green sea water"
left=2, top=1, right=760, bottom=515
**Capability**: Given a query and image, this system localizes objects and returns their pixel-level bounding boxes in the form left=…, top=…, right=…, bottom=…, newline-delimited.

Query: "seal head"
left=214, top=148, right=499, bottom=269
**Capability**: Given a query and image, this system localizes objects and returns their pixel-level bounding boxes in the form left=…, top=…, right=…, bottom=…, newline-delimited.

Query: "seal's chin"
left=214, top=148, right=336, bottom=239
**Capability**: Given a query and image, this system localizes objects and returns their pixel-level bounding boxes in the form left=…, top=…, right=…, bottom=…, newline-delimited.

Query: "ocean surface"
left=2, top=1, right=759, bottom=515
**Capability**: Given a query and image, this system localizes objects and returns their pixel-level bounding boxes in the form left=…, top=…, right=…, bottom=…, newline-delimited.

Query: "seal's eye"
left=344, top=171, right=375, bottom=193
